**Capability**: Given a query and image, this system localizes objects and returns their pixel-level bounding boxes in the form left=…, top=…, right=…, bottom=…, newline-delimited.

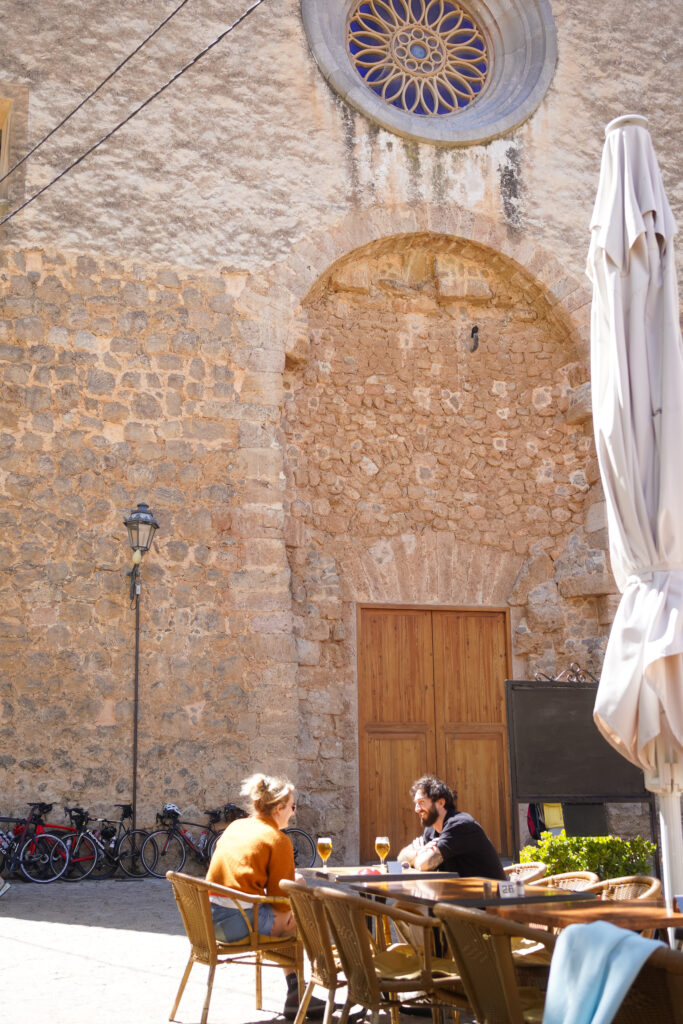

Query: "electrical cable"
left=0, top=0, right=194, bottom=187
left=0, top=0, right=267, bottom=229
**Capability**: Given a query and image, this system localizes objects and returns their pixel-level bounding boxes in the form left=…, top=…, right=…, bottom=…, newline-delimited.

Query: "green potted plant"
left=519, top=830, right=656, bottom=879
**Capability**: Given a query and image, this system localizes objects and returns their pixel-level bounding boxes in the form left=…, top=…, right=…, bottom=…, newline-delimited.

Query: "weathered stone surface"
left=3, top=0, right=673, bottom=858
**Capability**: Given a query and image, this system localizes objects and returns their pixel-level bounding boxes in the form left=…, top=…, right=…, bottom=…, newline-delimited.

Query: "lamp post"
left=123, top=502, right=159, bottom=832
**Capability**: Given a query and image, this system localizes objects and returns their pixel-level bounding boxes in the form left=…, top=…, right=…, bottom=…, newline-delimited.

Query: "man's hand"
left=413, top=839, right=443, bottom=871
left=397, top=836, right=424, bottom=866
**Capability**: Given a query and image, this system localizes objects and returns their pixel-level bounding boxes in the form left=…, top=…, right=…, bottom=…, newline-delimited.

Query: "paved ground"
left=0, top=877, right=454, bottom=1024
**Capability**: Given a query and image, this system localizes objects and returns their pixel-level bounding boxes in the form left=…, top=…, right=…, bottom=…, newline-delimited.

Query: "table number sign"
left=497, top=879, right=525, bottom=899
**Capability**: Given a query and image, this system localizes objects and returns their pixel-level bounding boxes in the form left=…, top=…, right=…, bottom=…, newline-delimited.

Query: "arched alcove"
left=259, top=224, right=603, bottom=858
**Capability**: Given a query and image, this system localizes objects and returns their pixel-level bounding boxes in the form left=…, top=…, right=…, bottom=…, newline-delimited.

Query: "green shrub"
left=519, top=830, right=657, bottom=879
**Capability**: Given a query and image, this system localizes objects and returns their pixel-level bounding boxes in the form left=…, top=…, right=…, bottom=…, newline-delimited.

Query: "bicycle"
left=0, top=803, right=69, bottom=883
left=283, top=826, right=316, bottom=869
left=141, top=804, right=225, bottom=879
left=59, top=805, right=155, bottom=880
left=141, top=802, right=316, bottom=878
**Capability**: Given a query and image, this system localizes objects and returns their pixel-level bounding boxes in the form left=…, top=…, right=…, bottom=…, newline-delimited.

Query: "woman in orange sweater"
left=207, top=772, right=297, bottom=941
left=206, top=772, right=325, bottom=1020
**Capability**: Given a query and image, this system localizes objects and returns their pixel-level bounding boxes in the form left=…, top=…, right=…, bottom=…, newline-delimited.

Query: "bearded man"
left=397, top=774, right=506, bottom=879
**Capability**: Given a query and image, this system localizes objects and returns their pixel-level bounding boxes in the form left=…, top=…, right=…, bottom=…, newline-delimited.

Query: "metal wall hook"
left=470, top=325, right=479, bottom=351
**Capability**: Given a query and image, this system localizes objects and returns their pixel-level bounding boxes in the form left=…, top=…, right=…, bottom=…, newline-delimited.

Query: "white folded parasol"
left=589, top=114, right=683, bottom=909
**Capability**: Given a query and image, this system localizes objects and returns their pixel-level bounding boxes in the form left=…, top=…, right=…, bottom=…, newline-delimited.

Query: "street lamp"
left=123, top=502, right=159, bottom=831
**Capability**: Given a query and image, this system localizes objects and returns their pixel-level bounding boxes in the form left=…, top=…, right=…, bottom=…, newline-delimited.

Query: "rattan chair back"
left=434, top=902, right=554, bottom=1024
left=318, top=885, right=466, bottom=1023
left=612, top=944, right=683, bottom=1024
left=585, top=875, right=662, bottom=901
left=166, top=871, right=302, bottom=1024
left=528, top=870, right=600, bottom=891
left=280, top=878, right=343, bottom=1024
left=505, top=862, right=547, bottom=883
left=281, top=879, right=339, bottom=988
left=318, top=886, right=382, bottom=1009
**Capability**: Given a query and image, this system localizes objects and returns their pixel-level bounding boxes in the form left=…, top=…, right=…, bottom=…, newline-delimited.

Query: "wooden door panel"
left=358, top=608, right=434, bottom=725
left=432, top=611, right=508, bottom=724
left=360, top=729, right=432, bottom=860
left=357, top=605, right=512, bottom=861
left=441, top=727, right=509, bottom=854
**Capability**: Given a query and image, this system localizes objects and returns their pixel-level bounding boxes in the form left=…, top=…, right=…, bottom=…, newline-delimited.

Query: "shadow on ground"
left=0, top=876, right=185, bottom=934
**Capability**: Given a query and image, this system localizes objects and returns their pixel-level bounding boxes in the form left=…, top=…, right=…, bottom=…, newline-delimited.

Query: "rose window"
left=347, top=0, right=488, bottom=116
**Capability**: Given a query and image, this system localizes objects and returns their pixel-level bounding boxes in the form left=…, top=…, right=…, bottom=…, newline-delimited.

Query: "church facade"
left=0, top=0, right=678, bottom=857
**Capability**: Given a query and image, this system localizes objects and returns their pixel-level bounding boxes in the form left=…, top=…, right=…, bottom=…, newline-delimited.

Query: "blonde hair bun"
left=241, top=772, right=294, bottom=815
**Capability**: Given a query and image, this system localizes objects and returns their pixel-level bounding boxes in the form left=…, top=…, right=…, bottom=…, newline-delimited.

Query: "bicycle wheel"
left=206, top=830, right=219, bottom=862
left=118, top=830, right=152, bottom=878
left=283, top=827, right=316, bottom=868
left=19, top=833, right=69, bottom=883
left=63, top=833, right=98, bottom=881
left=142, top=829, right=185, bottom=878
left=89, top=840, right=119, bottom=880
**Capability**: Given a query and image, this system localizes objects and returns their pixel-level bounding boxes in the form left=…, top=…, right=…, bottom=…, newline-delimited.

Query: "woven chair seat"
left=374, top=943, right=466, bottom=983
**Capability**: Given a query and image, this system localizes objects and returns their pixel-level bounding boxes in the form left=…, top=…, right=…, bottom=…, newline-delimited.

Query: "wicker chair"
left=166, top=871, right=303, bottom=1024
left=528, top=870, right=600, bottom=891
left=280, top=879, right=344, bottom=1024
left=505, top=862, right=547, bottom=883
left=318, top=884, right=468, bottom=1024
left=585, top=875, right=662, bottom=901
left=434, top=902, right=556, bottom=1024
left=612, top=944, right=683, bottom=1024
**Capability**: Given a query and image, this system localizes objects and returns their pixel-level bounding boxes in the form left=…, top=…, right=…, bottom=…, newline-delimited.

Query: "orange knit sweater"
left=206, top=814, right=294, bottom=909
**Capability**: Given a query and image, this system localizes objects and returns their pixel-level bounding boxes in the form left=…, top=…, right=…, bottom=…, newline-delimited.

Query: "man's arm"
left=397, top=836, right=423, bottom=866
left=413, top=839, right=443, bottom=871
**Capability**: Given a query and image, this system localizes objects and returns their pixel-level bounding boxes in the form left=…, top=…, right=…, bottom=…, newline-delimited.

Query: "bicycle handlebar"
left=27, top=802, right=53, bottom=815
left=64, top=806, right=90, bottom=827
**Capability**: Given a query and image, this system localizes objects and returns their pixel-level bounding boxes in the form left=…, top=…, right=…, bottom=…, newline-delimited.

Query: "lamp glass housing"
left=124, top=503, right=159, bottom=555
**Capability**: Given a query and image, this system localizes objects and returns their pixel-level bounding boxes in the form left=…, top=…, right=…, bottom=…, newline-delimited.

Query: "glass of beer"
left=317, top=836, right=332, bottom=873
left=374, top=835, right=390, bottom=870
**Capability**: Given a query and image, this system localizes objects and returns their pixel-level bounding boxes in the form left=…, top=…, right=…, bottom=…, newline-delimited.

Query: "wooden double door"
left=357, top=606, right=512, bottom=862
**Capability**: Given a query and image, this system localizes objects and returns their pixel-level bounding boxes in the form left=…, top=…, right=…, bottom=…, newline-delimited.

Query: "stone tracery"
left=347, top=0, right=488, bottom=115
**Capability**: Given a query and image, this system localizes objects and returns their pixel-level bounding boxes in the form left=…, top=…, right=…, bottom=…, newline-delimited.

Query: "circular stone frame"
left=301, top=0, right=558, bottom=147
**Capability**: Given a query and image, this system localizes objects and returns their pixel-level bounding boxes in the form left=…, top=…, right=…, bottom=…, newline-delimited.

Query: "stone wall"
left=0, top=247, right=298, bottom=823
left=0, top=0, right=679, bottom=848
left=282, top=232, right=617, bottom=855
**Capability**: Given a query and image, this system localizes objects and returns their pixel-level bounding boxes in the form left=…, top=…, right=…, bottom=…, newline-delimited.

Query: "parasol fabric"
left=589, top=115, right=682, bottom=770
left=588, top=114, right=683, bottom=906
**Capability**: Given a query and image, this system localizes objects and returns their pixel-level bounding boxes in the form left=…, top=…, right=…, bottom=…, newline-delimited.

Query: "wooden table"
left=345, top=875, right=597, bottom=910
left=494, top=898, right=683, bottom=933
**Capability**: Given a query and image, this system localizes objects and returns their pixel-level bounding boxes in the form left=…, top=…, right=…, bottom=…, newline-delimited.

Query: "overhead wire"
left=0, top=0, right=267, bottom=229
left=0, top=0, right=194, bottom=187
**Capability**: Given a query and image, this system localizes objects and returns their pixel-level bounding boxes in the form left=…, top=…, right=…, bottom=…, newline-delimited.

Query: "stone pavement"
left=0, top=877, right=457, bottom=1024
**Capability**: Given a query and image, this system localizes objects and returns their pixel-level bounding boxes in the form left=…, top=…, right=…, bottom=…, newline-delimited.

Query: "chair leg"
left=293, top=979, right=315, bottom=1024
left=169, top=956, right=193, bottom=1020
left=390, top=1004, right=400, bottom=1024
left=322, top=988, right=336, bottom=1024
left=201, top=964, right=216, bottom=1024
left=255, top=955, right=263, bottom=1010
left=338, top=997, right=353, bottom=1024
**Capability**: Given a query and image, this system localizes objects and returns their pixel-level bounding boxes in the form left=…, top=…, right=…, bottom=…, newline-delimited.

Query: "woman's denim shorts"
left=210, top=901, right=276, bottom=942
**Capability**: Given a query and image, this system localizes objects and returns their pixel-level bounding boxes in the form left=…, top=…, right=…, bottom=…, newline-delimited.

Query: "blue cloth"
left=542, top=920, right=663, bottom=1024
